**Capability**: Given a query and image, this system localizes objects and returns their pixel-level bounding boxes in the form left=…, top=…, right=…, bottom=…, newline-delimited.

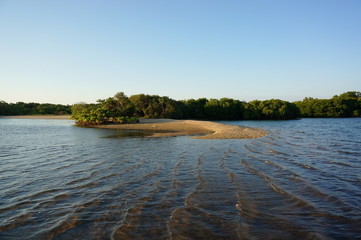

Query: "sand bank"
left=0, top=116, right=267, bottom=139
left=96, top=119, right=267, bottom=139
left=0, top=115, right=71, bottom=119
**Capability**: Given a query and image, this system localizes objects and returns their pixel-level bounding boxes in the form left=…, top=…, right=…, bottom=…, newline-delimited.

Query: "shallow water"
left=0, top=118, right=360, bottom=239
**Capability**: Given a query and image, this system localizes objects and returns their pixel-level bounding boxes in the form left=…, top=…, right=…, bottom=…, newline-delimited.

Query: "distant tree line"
left=2, top=91, right=360, bottom=124
left=180, top=97, right=300, bottom=120
left=294, top=91, right=361, bottom=118
left=0, top=101, right=71, bottom=115
left=71, top=92, right=304, bottom=125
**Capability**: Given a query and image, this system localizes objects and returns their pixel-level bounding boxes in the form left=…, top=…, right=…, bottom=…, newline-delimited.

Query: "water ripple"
left=0, top=118, right=360, bottom=239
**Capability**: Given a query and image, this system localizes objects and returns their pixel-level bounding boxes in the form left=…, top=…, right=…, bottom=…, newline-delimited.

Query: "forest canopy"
left=0, top=101, right=71, bottom=116
left=69, top=92, right=303, bottom=125
left=294, top=91, right=361, bottom=118
left=69, top=91, right=360, bottom=125
left=1, top=91, right=360, bottom=125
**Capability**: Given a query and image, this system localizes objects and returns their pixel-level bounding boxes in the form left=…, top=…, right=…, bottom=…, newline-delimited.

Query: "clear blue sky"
left=1, top=0, right=360, bottom=104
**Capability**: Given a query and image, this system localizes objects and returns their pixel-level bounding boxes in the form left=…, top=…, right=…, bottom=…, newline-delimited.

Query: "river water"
left=0, top=118, right=360, bottom=239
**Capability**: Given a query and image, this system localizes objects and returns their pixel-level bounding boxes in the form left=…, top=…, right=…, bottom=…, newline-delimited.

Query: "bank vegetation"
left=1, top=91, right=360, bottom=126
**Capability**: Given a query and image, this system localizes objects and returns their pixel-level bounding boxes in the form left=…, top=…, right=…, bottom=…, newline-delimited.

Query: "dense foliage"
left=126, top=91, right=359, bottom=120
left=0, top=101, right=71, bottom=115
left=178, top=98, right=300, bottom=120
left=245, top=99, right=300, bottom=120
left=129, top=94, right=182, bottom=119
left=71, top=92, right=302, bottom=124
left=2, top=91, right=360, bottom=125
left=71, top=94, right=139, bottom=126
left=294, top=91, right=361, bottom=118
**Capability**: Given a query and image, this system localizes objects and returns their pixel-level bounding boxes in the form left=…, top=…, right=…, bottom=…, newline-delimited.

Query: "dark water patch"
left=102, top=129, right=154, bottom=138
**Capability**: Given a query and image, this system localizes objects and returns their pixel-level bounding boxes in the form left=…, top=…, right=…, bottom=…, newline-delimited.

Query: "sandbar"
left=96, top=119, right=267, bottom=139
left=0, top=116, right=267, bottom=139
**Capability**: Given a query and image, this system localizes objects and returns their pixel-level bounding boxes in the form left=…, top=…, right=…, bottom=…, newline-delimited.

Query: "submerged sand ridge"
left=96, top=119, right=267, bottom=139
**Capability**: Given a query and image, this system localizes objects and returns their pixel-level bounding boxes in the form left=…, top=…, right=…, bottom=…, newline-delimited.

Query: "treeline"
left=0, top=101, right=71, bottom=115
left=129, top=93, right=300, bottom=120
left=295, top=91, right=361, bottom=118
left=2, top=91, right=360, bottom=123
left=71, top=92, right=302, bottom=125
left=180, top=98, right=299, bottom=120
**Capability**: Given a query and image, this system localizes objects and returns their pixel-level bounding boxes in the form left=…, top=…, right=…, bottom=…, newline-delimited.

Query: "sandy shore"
left=1, top=116, right=267, bottom=139
left=0, top=115, right=71, bottom=119
left=96, top=119, right=267, bottom=139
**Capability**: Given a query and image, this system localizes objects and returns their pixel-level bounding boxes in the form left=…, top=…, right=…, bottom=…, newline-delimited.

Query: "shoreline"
left=95, top=119, right=267, bottom=139
left=0, top=115, right=72, bottom=119
left=0, top=116, right=267, bottom=139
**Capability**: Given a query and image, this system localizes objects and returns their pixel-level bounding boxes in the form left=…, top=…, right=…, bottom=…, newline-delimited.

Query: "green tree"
left=182, top=98, right=208, bottom=119
left=338, top=91, right=361, bottom=99
left=0, top=101, right=10, bottom=115
left=295, top=91, right=361, bottom=118
left=204, top=98, right=244, bottom=120
left=248, top=99, right=299, bottom=120
left=129, top=94, right=182, bottom=118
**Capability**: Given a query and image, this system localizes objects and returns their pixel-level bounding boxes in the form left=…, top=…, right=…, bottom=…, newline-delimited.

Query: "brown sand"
left=96, top=119, right=267, bottom=139
left=0, top=115, right=71, bottom=119
left=1, top=116, right=267, bottom=139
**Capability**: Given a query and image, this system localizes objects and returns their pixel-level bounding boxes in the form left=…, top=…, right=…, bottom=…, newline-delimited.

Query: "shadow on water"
left=102, top=130, right=154, bottom=138
left=101, top=129, right=175, bottom=138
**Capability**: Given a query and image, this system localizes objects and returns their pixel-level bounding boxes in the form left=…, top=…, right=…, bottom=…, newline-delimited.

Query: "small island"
left=70, top=92, right=270, bottom=139
left=94, top=118, right=267, bottom=139
left=67, top=90, right=359, bottom=139
left=2, top=91, right=359, bottom=139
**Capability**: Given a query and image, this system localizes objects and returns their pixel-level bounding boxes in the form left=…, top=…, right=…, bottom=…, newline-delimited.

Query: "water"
left=0, top=118, right=360, bottom=239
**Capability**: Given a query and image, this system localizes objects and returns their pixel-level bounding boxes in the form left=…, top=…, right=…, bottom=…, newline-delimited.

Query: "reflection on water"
left=0, top=118, right=360, bottom=239
left=102, top=129, right=154, bottom=138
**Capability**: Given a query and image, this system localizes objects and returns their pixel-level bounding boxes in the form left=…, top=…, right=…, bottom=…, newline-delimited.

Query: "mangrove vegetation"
left=294, top=91, right=361, bottom=118
left=1, top=91, right=360, bottom=126
left=0, top=101, right=71, bottom=116
left=69, top=91, right=360, bottom=126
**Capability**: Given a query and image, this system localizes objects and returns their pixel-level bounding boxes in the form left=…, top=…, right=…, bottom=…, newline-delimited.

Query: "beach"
left=96, top=118, right=267, bottom=139
left=0, top=116, right=267, bottom=139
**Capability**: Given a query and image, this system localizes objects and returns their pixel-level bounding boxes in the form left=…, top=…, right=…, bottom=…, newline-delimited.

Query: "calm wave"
left=0, top=118, right=360, bottom=239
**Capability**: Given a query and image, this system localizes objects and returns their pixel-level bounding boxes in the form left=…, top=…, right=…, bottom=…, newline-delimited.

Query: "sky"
left=0, top=0, right=360, bottom=104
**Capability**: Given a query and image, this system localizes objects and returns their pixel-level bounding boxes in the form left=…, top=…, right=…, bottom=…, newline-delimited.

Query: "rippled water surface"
left=0, top=118, right=360, bottom=239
